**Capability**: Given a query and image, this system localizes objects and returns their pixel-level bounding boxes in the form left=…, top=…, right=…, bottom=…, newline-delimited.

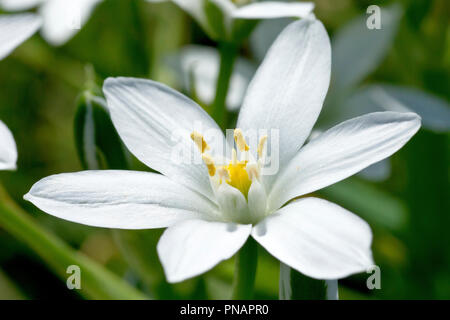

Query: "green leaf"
left=318, top=177, right=408, bottom=231
left=279, top=263, right=336, bottom=300
left=0, top=185, right=148, bottom=300
left=74, top=91, right=129, bottom=170
left=231, top=237, right=258, bottom=299
left=74, top=94, right=177, bottom=298
left=0, top=268, right=26, bottom=300
left=112, top=229, right=177, bottom=299
left=204, top=0, right=227, bottom=40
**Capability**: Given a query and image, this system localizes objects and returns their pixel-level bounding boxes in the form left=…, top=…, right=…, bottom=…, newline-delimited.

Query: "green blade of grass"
left=0, top=185, right=148, bottom=300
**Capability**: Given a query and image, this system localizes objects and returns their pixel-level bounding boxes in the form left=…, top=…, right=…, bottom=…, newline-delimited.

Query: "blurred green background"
left=0, top=0, right=449, bottom=299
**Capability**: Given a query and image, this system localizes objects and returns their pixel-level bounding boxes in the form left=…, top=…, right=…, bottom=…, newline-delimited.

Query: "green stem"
left=129, top=0, right=151, bottom=77
left=12, top=41, right=85, bottom=91
left=212, top=42, right=238, bottom=128
left=231, top=237, right=258, bottom=299
left=0, top=185, right=148, bottom=300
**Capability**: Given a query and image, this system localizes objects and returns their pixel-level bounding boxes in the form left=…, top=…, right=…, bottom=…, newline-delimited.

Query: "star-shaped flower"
left=25, top=18, right=421, bottom=283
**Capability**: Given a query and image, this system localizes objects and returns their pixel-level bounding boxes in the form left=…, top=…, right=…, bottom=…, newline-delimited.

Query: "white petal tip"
left=23, top=192, right=31, bottom=202
left=0, top=163, right=17, bottom=171
left=232, top=2, right=315, bottom=20
left=403, top=112, right=422, bottom=132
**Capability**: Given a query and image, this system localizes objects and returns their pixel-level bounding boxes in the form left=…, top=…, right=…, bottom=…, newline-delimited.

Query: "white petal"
left=171, top=45, right=254, bottom=111
left=0, top=120, right=18, bottom=170
left=24, top=170, right=219, bottom=229
left=0, top=13, right=41, bottom=60
left=269, top=112, right=420, bottom=211
left=39, top=0, right=102, bottom=45
left=158, top=219, right=251, bottom=283
left=346, top=85, right=450, bottom=133
left=103, top=77, right=228, bottom=202
left=331, top=4, right=402, bottom=92
left=233, top=2, right=314, bottom=19
left=252, top=197, right=373, bottom=279
left=215, top=182, right=249, bottom=223
left=0, top=0, right=44, bottom=11
left=247, top=179, right=267, bottom=223
left=237, top=19, right=331, bottom=182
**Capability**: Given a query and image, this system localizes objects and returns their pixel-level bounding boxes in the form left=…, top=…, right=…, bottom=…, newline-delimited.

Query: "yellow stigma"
left=190, top=131, right=210, bottom=153
left=191, top=129, right=263, bottom=199
left=234, top=129, right=249, bottom=152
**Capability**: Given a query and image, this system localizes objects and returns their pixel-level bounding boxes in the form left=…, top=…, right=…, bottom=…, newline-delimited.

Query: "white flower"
left=25, top=19, right=421, bottom=283
left=0, top=0, right=102, bottom=45
left=168, top=45, right=255, bottom=111
left=146, top=0, right=314, bottom=41
left=0, top=13, right=41, bottom=170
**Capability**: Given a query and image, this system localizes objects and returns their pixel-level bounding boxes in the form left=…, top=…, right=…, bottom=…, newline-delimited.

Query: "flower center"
left=190, top=129, right=267, bottom=199
left=224, top=159, right=251, bottom=198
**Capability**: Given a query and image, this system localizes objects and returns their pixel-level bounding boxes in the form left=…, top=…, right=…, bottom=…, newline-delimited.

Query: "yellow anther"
left=232, top=0, right=251, bottom=6
left=190, top=131, right=210, bottom=153
left=201, top=154, right=216, bottom=176
left=194, top=129, right=261, bottom=200
left=246, top=163, right=260, bottom=181
left=217, top=166, right=230, bottom=183
left=257, top=135, right=268, bottom=158
left=234, top=129, right=249, bottom=152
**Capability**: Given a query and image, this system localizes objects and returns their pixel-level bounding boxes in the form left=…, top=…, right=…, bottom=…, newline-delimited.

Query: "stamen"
left=190, top=131, right=210, bottom=153
left=234, top=129, right=249, bottom=152
left=231, top=149, right=238, bottom=165
left=201, top=154, right=216, bottom=176
left=217, top=166, right=230, bottom=182
left=257, top=135, right=268, bottom=158
left=191, top=129, right=261, bottom=201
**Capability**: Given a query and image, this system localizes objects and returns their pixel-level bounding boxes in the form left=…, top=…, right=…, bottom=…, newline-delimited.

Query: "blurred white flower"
left=25, top=19, right=420, bottom=283
left=0, top=13, right=41, bottom=59
left=146, top=0, right=314, bottom=41
left=168, top=45, right=255, bottom=111
left=0, top=0, right=102, bottom=45
left=0, top=13, right=41, bottom=170
left=0, top=120, right=18, bottom=170
left=339, top=85, right=450, bottom=134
